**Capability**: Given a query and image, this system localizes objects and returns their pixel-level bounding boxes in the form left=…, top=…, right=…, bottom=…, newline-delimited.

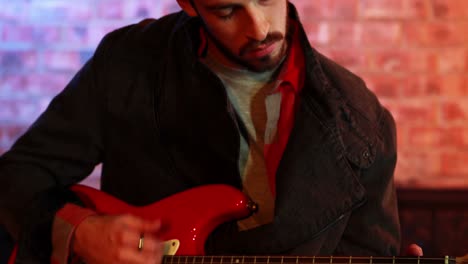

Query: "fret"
left=393, top=256, right=395, bottom=264
left=256, top=257, right=270, bottom=264
left=312, top=257, right=332, bottom=264
left=243, top=257, right=253, bottom=264
left=282, top=256, right=298, bottom=264
left=212, top=257, right=222, bottom=264
left=269, top=256, right=283, bottom=264
left=367, top=257, right=388, bottom=264
left=328, top=257, right=351, bottom=264
left=322, top=257, right=339, bottom=264
left=301, top=256, right=317, bottom=264
left=399, top=256, right=430, bottom=264
left=408, top=256, right=424, bottom=264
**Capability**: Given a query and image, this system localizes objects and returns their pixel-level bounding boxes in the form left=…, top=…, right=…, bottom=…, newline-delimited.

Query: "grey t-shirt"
left=202, top=50, right=284, bottom=230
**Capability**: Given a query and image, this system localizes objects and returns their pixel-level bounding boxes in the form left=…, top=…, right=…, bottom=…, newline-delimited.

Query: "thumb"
left=406, top=244, right=423, bottom=256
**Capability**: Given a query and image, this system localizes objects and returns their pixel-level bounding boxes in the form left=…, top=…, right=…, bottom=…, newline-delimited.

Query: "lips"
left=246, top=41, right=278, bottom=58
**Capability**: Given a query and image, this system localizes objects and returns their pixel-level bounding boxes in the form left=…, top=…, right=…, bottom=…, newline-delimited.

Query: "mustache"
left=239, top=32, right=284, bottom=56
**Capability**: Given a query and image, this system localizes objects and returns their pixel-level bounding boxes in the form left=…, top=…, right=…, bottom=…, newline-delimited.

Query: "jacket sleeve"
left=334, top=107, right=401, bottom=256
left=0, top=33, right=111, bottom=263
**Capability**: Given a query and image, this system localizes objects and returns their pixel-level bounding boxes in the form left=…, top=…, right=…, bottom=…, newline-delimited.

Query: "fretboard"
left=163, top=256, right=456, bottom=264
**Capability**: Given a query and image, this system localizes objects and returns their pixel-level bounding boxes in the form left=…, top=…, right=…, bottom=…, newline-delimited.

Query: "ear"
left=176, top=0, right=199, bottom=17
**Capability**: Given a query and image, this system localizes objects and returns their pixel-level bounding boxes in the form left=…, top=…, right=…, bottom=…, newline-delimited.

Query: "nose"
left=245, top=7, right=270, bottom=41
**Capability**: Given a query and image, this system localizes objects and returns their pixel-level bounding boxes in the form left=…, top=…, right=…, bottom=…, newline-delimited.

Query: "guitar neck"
left=164, top=256, right=457, bottom=264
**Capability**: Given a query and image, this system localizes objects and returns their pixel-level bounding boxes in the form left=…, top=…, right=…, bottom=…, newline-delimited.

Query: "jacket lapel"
left=272, top=96, right=367, bottom=252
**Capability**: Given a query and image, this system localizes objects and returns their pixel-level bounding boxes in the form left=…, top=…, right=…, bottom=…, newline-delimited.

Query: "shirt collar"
left=274, top=20, right=305, bottom=94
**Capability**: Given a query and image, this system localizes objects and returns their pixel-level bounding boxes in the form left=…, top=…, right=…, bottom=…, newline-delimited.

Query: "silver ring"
left=138, top=234, right=144, bottom=251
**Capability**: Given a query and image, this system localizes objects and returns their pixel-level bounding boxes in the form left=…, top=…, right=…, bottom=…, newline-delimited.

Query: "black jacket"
left=0, top=4, right=400, bottom=263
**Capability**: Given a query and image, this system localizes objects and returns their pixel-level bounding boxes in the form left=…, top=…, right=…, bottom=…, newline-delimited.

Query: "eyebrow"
left=203, top=3, right=241, bottom=11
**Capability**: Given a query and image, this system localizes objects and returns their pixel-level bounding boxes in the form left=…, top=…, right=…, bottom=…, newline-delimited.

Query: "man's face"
left=189, top=0, right=289, bottom=72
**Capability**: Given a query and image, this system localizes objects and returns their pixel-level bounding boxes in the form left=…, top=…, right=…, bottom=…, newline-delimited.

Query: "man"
left=0, top=0, right=414, bottom=263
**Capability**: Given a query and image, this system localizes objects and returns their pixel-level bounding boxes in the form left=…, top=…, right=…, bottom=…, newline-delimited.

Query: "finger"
left=139, top=236, right=165, bottom=261
left=114, top=247, right=160, bottom=264
left=113, top=228, right=142, bottom=247
left=120, top=232, right=163, bottom=254
left=406, top=244, right=424, bottom=256
left=120, top=215, right=162, bottom=232
left=140, top=219, right=162, bottom=233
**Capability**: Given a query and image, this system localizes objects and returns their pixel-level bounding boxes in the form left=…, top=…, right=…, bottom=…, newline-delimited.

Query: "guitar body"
left=70, top=184, right=252, bottom=255
left=8, top=184, right=253, bottom=263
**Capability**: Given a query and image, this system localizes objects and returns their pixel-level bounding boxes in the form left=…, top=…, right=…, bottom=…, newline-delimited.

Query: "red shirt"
left=263, top=21, right=305, bottom=195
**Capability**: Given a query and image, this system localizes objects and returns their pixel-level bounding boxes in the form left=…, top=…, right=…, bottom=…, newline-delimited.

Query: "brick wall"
left=0, top=0, right=467, bottom=188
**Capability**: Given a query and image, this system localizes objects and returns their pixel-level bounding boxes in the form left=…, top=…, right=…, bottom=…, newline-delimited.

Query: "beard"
left=205, top=27, right=289, bottom=72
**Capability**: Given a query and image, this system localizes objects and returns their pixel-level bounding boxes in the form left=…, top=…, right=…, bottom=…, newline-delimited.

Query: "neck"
left=163, top=256, right=458, bottom=264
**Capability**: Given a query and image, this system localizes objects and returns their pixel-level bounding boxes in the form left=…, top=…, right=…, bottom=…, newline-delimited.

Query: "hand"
left=73, top=214, right=164, bottom=264
left=405, top=244, right=424, bottom=256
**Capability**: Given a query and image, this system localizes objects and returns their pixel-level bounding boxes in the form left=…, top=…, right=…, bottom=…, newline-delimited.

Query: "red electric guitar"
left=7, top=184, right=468, bottom=264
